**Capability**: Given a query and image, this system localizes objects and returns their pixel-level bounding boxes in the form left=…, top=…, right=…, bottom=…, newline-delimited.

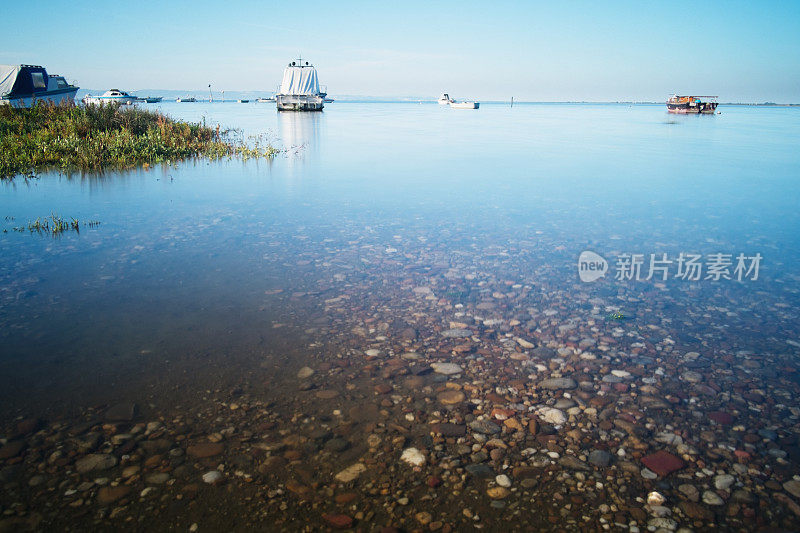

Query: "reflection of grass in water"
left=3, top=213, right=100, bottom=236
left=0, top=102, right=279, bottom=179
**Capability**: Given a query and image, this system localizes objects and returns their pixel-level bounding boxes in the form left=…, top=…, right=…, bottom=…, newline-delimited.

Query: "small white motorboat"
left=438, top=93, right=454, bottom=105
left=450, top=101, right=479, bottom=109
left=256, top=97, right=276, bottom=103
left=83, top=89, right=137, bottom=106
left=0, top=64, right=79, bottom=108
left=176, top=96, right=196, bottom=103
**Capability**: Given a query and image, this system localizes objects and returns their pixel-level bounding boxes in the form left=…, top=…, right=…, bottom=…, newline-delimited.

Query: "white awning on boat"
left=279, top=63, right=320, bottom=96
left=0, top=65, right=21, bottom=98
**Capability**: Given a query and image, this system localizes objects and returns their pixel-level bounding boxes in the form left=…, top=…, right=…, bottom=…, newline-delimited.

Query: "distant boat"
left=142, top=96, right=162, bottom=103
left=0, top=64, right=79, bottom=108
left=667, top=95, right=718, bottom=114
left=256, top=97, right=276, bottom=103
left=450, top=101, right=479, bottom=109
left=438, top=93, right=454, bottom=105
left=176, top=96, right=196, bottom=103
left=238, top=99, right=250, bottom=103
left=83, top=89, right=137, bottom=106
left=275, top=58, right=325, bottom=111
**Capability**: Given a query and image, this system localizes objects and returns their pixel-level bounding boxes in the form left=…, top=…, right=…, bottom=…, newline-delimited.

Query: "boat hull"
left=450, top=101, right=479, bottom=109
left=0, top=88, right=79, bottom=108
left=667, top=101, right=717, bottom=114
left=84, top=95, right=137, bottom=106
left=276, top=94, right=324, bottom=111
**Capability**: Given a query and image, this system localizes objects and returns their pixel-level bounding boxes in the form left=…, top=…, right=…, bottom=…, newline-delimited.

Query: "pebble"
left=441, top=328, right=471, bottom=338
left=588, top=449, right=611, bottom=467
left=296, top=366, right=314, bottom=379
left=539, top=378, right=577, bottom=390
left=702, top=490, right=724, bottom=505
left=400, top=447, right=426, bottom=467
left=784, top=479, right=800, bottom=499
left=714, top=474, right=735, bottom=490
left=437, top=390, right=465, bottom=405
left=536, top=407, right=566, bottom=425
left=431, top=363, right=463, bottom=375
left=202, top=470, right=223, bottom=484
left=495, top=474, right=511, bottom=487
left=334, top=463, right=366, bottom=483
left=647, top=491, right=665, bottom=506
left=486, top=486, right=510, bottom=499
left=75, top=454, right=117, bottom=474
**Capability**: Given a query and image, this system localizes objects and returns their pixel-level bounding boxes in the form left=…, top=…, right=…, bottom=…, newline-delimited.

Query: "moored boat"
left=142, top=96, right=162, bottom=103
left=0, top=64, right=79, bottom=108
left=275, top=59, right=325, bottom=111
left=438, top=93, right=454, bottom=105
left=450, top=101, right=479, bottom=109
left=176, top=96, right=196, bottom=103
left=83, top=89, right=137, bottom=106
left=667, top=95, right=718, bottom=114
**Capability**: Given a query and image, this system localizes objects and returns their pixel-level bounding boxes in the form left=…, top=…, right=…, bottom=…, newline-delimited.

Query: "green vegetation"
left=0, top=102, right=278, bottom=179
left=2, top=213, right=100, bottom=236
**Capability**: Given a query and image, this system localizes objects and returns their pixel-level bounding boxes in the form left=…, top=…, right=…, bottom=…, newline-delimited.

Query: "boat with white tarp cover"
left=276, top=59, right=326, bottom=111
left=0, top=64, right=79, bottom=108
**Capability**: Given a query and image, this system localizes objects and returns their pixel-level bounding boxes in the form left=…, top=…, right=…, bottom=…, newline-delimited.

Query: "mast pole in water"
left=511, top=97, right=514, bottom=108
left=209, top=84, right=212, bottom=103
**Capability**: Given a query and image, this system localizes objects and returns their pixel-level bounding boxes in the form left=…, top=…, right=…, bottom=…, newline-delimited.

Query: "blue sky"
left=2, top=0, right=799, bottom=101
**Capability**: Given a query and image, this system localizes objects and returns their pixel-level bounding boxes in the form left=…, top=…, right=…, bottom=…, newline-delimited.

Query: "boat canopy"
left=279, top=62, right=320, bottom=96
left=0, top=65, right=49, bottom=98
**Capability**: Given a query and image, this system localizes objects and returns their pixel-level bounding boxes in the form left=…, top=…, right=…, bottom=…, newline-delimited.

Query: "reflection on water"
left=1, top=103, right=800, bottom=531
left=278, top=110, right=323, bottom=162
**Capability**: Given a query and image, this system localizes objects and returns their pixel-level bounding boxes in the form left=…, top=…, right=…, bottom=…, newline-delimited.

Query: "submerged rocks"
left=587, top=449, right=612, bottom=467
left=400, top=448, right=426, bottom=467
left=96, top=485, right=130, bottom=505
left=437, top=390, right=465, bottom=405
left=536, top=407, right=566, bottom=425
left=469, top=419, right=501, bottom=435
left=187, top=443, right=224, bottom=458
left=75, top=454, right=117, bottom=474
left=538, top=377, right=577, bottom=390
left=640, top=450, right=685, bottom=476
left=430, top=363, right=463, bottom=375
left=296, top=366, right=314, bottom=379
left=202, top=470, right=223, bottom=484
left=334, top=463, right=366, bottom=483
left=441, top=328, right=472, bottom=338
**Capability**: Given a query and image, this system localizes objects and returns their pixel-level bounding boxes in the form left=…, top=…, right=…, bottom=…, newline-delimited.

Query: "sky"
left=1, top=0, right=799, bottom=102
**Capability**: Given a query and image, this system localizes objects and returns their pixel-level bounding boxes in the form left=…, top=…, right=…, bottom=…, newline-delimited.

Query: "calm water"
left=1, top=102, right=799, bottom=408
left=3, top=102, right=800, bottom=531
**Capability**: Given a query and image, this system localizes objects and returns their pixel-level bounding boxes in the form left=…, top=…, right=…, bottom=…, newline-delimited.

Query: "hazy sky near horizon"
left=1, top=0, right=799, bottom=101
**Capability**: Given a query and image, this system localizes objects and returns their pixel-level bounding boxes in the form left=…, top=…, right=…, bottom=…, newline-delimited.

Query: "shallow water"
left=1, top=102, right=800, bottom=530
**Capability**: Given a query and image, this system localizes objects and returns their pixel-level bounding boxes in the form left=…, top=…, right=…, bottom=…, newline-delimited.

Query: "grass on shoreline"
left=0, top=102, right=278, bottom=179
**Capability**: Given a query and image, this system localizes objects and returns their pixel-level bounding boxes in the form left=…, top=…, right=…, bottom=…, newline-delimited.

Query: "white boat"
left=176, top=96, right=196, bottom=103
left=275, top=59, right=325, bottom=111
left=256, top=97, right=275, bottom=103
left=0, top=64, right=79, bottom=108
left=438, top=93, right=454, bottom=105
left=450, top=101, right=479, bottom=109
left=83, top=89, right=137, bottom=106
